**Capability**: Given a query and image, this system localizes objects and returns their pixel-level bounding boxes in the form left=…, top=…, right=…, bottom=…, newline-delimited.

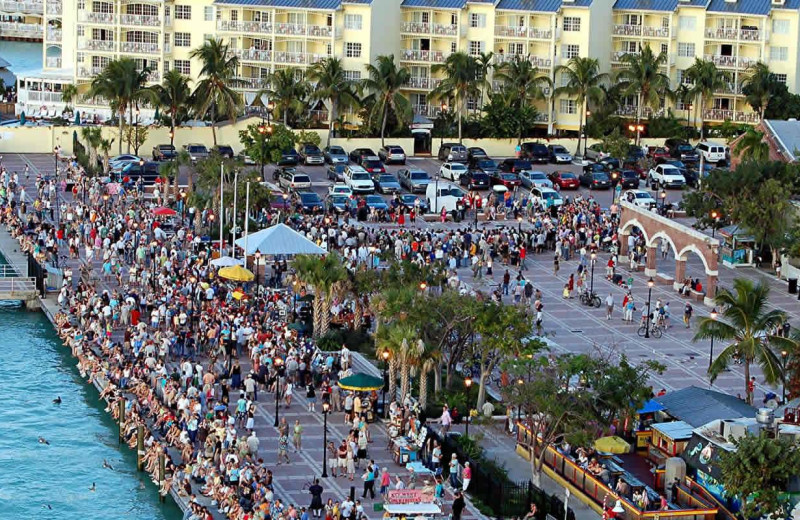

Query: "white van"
left=695, top=141, right=726, bottom=164
left=426, top=181, right=466, bottom=213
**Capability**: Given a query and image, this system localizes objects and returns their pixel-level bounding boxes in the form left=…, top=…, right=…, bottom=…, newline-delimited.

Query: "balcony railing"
left=716, top=83, right=743, bottom=95
left=400, top=49, right=447, bottom=63
left=45, top=0, right=60, bottom=15
left=217, top=19, right=273, bottom=35
left=145, top=71, right=160, bottom=83
left=642, top=26, right=670, bottom=38
left=273, top=51, right=331, bottom=65
left=432, top=23, right=457, bottom=36
left=78, top=39, right=116, bottom=51
left=615, top=105, right=665, bottom=118
left=534, top=112, right=549, bottom=123
left=740, top=29, right=761, bottom=41
left=120, top=14, right=161, bottom=27
left=613, top=24, right=641, bottom=36
left=703, top=54, right=756, bottom=69
left=0, top=21, right=43, bottom=37
left=413, top=104, right=443, bottom=117
left=705, top=27, right=739, bottom=40
left=0, top=0, right=43, bottom=13
left=78, top=66, right=105, bottom=78
left=494, top=53, right=551, bottom=68
left=46, top=26, right=61, bottom=40
left=306, top=24, right=332, bottom=38
left=232, top=48, right=273, bottom=62
left=272, top=22, right=333, bottom=37
left=45, top=56, right=61, bottom=68
left=308, top=109, right=329, bottom=122
left=405, top=76, right=441, bottom=90
left=27, top=90, right=63, bottom=103
left=78, top=11, right=115, bottom=24
left=234, top=76, right=270, bottom=89
left=611, top=50, right=639, bottom=62
left=529, top=27, right=552, bottom=39
left=121, top=41, right=160, bottom=54
left=401, top=21, right=430, bottom=34
left=703, top=109, right=759, bottom=123
left=495, top=25, right=528, bottom=38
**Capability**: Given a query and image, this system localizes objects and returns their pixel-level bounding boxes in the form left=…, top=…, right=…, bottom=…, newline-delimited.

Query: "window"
left=77, top=26, right=84, bottom=36
left=508, top=43, right=524, bottom=55
left=344, top=14, right=362, bottom=30
left=230, top=10, right=237, bottom=21
left=468, top=40, right=485, bottom=56
left=661, top=43, right=668, bottom=55
left=204, top=33, right=213, bottom=43
left=562, top=44, right=579, bottom=59
left=677, top=42, right=695, bottom=57
left=345, top=42, right=362, bottom=58
left=164, top=60, right=169, bottom=71
left=559, top=72, right=570, bottom=87
left=93, top=2, right=112, bottom=14
left=770, top=46, right=788, bottom=61
left=775, top=73, right=788, bottom=84
left=344, top=70, right=361, bottom=81
left=773, top=19, right=789, bottom=34
left=204, top=6, right=213, bottom=21
left=174, top=32, right=191, bottom=47
left=450, top=42, right=457, bottom=53
left=678, top=16, right=696, bottom=30
left=174, top=59, right=190, bottom=75
left=623, top=14, right=640, bottom=25
left=676, top=69, right=693, bottom=85
left=563, top=17, right=581, bottom=31
left=469, top=13, right=486, bottom=28
left=622, top=41, right=638, bottom=53
left=175, top=5, right=191, bottom=20
left=559, top=99, right=576, bottom=114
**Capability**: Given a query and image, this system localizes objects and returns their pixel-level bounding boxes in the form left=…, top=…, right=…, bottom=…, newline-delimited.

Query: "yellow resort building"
left=4, top=0, right=800, bottom=132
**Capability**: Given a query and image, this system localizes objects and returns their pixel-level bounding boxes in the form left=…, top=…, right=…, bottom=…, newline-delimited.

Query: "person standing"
left=308, top=479, right=324, bottom=518
left=452, top=491, right=466, bottom=520
left=361, top=463, right=376, bottom=499
left=293, top=419, right=303, bottom=452
left=605, top=293, right=614, bottom=320
left=683, top=302, right=693, bottom=328
left=277, top=432, right=290, bottom=464
left=462, top=461, right=472, bottom=491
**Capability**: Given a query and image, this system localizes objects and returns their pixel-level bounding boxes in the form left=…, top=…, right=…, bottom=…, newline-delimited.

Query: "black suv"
left=665, top=139, right=699, bottom=163
left=213, top=145, right=235, bottom=158
left=520, top=142, right=549, bottom=163
left=499, top=158, right=532, bottom=173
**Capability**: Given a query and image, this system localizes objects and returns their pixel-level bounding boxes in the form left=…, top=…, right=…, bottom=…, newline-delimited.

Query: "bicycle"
left=637, top=322, right=663, bottom=338
left=580, top=290, right=602, bottom=308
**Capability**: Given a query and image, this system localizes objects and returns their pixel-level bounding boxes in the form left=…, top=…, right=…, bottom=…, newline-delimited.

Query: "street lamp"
left=102, top=193, right=110, bottom=212
left=710, top=209, right=720, bottom=238
left=323, top=217, right=331, bottom=251
left=708, top=308, right=717, bottom=374
left=321, top=402, right=330, bottom=477
left=381, top=349, right=390, bottom=418
left=782, top=349, right=789, bottom=403
left=589, top=251, right=597, bottom=296
left=659, top=189, right=667, bottom=210
left=583, top=111, right=590, bottom=154
left=464, top=377, right=472, bottom=440
left=439, top=103, right=448, bottom=150
left=644, top=277, right=654, bottom=338
left=53, top=145, right=59, bottom=177
left=419, top=281, right=427, bottom=291
left=274, top=357, right=283, bottom=427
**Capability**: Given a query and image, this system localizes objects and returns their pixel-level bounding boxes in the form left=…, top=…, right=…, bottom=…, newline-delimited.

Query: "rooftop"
left=652, top=420, right=695, bottom=440
left=653, top=386, right=756, bottom=427
left=763, top=119, right=800, bottom=162
left=213, top=0, right=347, bottom=8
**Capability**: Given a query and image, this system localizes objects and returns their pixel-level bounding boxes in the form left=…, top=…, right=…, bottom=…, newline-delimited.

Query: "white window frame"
left=770, top=46, right=788, bottom=61
left=204, top=6, right=214, bottom=22
left=344, top=70, right=361, bottom=81
left=563, top=17, right=581, bottom=31
left=563, top=44, right=579, bottom=59
left=174, top=32, right=191, bottom=47
left=469, top=13, right=486, bottom=28
left=345, top=42, right=362, bottom=58
left=344, top=14, right=362, bottom=30
left=773, top=19, right=789, bottom=34
left=775, top=73, right=788, bottom=84
left=559, top=99, right=577, bottom=114
left=678, top=16, right=696, bottom=30
left=677, top=43, right=695, bottom=57
left=468, top=40, right=485, bottom=56
left=174, top=59, right=190, bottom=75
left=175, top=5, right=191, bottom=20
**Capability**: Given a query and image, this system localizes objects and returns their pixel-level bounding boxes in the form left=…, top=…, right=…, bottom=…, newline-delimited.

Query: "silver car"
left=397, top=168, right=432, bottom=193
left=519, top=170, right=553, bottom=189
left=184, top=143, right=209, bottom=163
left=324, top=145, right=348, bottom=164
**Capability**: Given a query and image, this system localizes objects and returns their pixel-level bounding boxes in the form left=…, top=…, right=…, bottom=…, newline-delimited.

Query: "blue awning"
left=638, top=400, right=664, bottom=414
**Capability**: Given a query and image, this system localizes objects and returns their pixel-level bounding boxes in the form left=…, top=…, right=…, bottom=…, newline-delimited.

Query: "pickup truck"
left=648, top=164, right=686, bottom=189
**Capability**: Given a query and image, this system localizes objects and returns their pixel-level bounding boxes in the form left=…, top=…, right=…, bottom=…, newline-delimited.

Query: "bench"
left=656, top=272, right=675, bottom=285
left=690, top=289, right=705, bottom=302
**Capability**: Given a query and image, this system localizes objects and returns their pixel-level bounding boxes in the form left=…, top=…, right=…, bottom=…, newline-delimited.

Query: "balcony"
left=78, top=12, right=115, bottom=25
left=613, top=24, right=641, bottom=36
left=0, top=0, right=43, bottom=14
left=740, top=29, right=761, bottom=41
left=145, top=71, right=160, bottom=83
left=705, top=27, right=739, bottom=41
left=529, top=27, right=552, bottom=39
left=120, top=14, right=161, bottom=27
left=273, top=51, right=331, bottom=65
left=413, top=104, right=443, bottom=117
left=703, top=54, right=756, bottom=69
left=405, top=76, right=441, bottom=90
left=534, top=112, right=549, bottom=123
left=217, top=19, right=273, bottom=35
left=232, top=48, right=273, bottom=63
left=271, top=22, right=331, bottom=38
left=306, top=24, right=333, bottom=38
left=611, top=50, right=639, bottom=62
left=703, top=109, right=759, bottom=123
left=495, top=25, right=528, bottom=38
left=715, top=83, right=743, bottom=95
left=45, top=56, right=61, bottom=68
left=642, top=26, right=669, bottom=38
left=615, top=105, right=665, bottom=118
left=400, top=49, right=447, bottom=63
left=432, top=23, right=457, bottom=37
left=78, top=39, right=116, bottom=52
left=27, top=90, right=62, bottom=103
left=401, top=21, right=430, bottom=34
left=46, top=26, right=60, bottom=40
left=121, top=41, right=160, bottom=54
left=45, top=0, right=60, bottom=15
left=234, top=76, right=270, bottom=89
left=78, top=66, right=105, bottom=78
left=0, top=21, right=43, bottom=38
left=494, top=53, right=551, bottom=68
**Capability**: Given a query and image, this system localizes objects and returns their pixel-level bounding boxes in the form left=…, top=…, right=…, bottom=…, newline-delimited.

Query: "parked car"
left=299, top=143, right=325, bottom=165
left=212, top=145, right=235, bottom=158
left=110, top=154, right=140, bottom=166
left=648, top=164, right=686, bottom=189
left=277, top=168, right=312, bottom=191
left=364, top=194, right=390, bottom=211
left=372, top=173, right=402, bottom=194
left=530, top=187, right=563, bottom=208
left=623, top=189, right=657, bottom=209
left=579, top=170, right=612, bottom=189
left=398, top=194, right=428, bottom=213
left=344, top=165, right=375, bottom=194
left=547, top=170, right=580, bottom=190
left=325, top=194, right=351, bottom=214
left=467, top=147, right=489, bottom=161
left=183, top=143, right=209, bottom=163
left=260, top=181, right=291, bottom=210
left=297, top=190, right=324, bottom=212
left=695, top=141, right=727, bottom=165
left=612, top=169, right=640, bottom=189
left=459, top=171, right=490, bottom=190
left=437, top=143, right=468, bottom=162
left=499, top=158, right=532, bottom=173
left=362, top=158, right=386, bottom=174
left=323, top=145, right=349, bottom=164
left=520, top=142, right=549, bottom=163
left=439, top=162, right=468, bottom=181
left=397, top=168, right=431, bottom=193
left=349, top=147, right=377, bottom=165
left=648, top=146, right=671, bottom=162
left=152, top=144, right=177, bottom=161
left=327, top=164, right=346, bottom=182
left=119, top=161, right=164, bottom=186
left=490, top=171, right=522, bottom=189
left=519, top=170, right=553, bottom=189
left=378, top=145, right=406, bottom=164
left=665, top=139, right=699, bottom=163
left=663, top=160, right=698, bottom=187
left=328, top=184, right=353, bottom=197
left=278, top=148, right=301, bottom=166
left=470, top=158, right=499, bottom=175
left=547, top=144, right=572, bottom=164
left=584, top=143, right=609, bottom=161
left=239, top=153, right=256, bottom=165
left=627, top=145, right=646, bottom=162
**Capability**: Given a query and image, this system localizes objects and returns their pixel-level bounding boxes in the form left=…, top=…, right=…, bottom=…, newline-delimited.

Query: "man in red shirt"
left=519, top=246, right=527, bottom=271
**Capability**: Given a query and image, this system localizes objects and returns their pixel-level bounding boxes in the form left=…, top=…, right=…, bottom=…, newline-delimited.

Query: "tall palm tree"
left=672, top=82, right=695, bottom=131
left=431, top=52, right=478, bottom=143
left=61, top=83, right=78, bottom=113
left=80, top=127, right=102, bottom=169
left=258, top=68, right=308, bottom=126
left=616, top=45, right=670, bottom=131
left=189, top=38, right=243, bottom=146
left=741, top=62, right=775, bottom=120
left=151, top=69, right=191, bottom=147
left=685, top=58, right=730, bottom=140
left=88, top=58, right=151, bottom=154
left=554, top=57, right=608, bottom=155
left=734, top=128, right=770, bottom=162
left=98, top=137, right=114, bottom=174
left=495, top=56, right=552, bottom=143
left=693, top=278, right=797, bottom=405
left=292, top=254, right=349, bottom=338
left=474, top=51, right=494, bottom=110
left=307, top=57, right=359, bottom=147
left=362, top=55, right=411, bottom=147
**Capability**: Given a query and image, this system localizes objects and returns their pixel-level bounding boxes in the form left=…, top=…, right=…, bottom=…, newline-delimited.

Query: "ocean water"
left=0, top=295, right=182, bottom=519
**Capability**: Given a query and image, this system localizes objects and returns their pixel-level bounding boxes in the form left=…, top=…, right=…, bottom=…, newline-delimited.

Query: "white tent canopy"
left=234, top=223, right=326, bottom=256
left=210, top=256, right=244, bottom=267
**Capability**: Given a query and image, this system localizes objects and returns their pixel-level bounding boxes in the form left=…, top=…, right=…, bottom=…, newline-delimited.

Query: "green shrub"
left=317, top=328, right=374, bottom=355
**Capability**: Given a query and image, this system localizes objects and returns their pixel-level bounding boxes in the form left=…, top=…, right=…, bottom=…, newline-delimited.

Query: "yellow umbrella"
left=218, top=265, right=255, bottom=282
left=594, top=436, right=632, bottom=454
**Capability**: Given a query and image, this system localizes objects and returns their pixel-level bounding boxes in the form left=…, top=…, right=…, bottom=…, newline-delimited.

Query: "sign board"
left=386, top=489, right=434, bottom=504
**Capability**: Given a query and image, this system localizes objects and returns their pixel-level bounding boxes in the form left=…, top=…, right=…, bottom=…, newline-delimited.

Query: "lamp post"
left=708, top=308, right=717, bottom=375
left=517, top=215, right=523, bottom=234
left=208, top=213, right=215, bottom=235
left=254, top=250, right=262, bottom=292
left=659, top=189, right=666, bottom=211
left=53, top=145, right=59, bottom=178
left=419, top=281, right=427, bottom=291
left=781, top=349, right=789, bottom=403
left=583, top=111, right=590, bottom=154
left=710, top=209, right=720, bottom=238
left=439, top=103, right=448, bottom=150
left=138, top=157, right=145, bottom=197
left=274, top=357, right=283, bottom=427
left=474, top=193, right=479, bottom=229
left=323, top=217, right=331, bottom=251
left=321, top=402, right=330, bottom=477
left=381, top=349, right=390, bottom=418
left=464, top=377, right=472, bottom=440
left=589, top=251, right=596, bottom=295
left=102, top=193, right=110, bottom=212
left=644, top=277, right=654, bottom=338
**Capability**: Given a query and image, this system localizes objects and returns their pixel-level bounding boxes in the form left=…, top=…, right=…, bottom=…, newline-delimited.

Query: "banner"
left=386, top=489, right=434, bottom=504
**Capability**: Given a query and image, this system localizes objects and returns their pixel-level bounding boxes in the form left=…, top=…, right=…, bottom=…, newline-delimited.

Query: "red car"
left=648, top=146, right=670, bottom=162
left=362, top=158, right=386, bottom=174
left=490, top=171, right=522, bottom=188
left=548, top=170, right=580, bottom=190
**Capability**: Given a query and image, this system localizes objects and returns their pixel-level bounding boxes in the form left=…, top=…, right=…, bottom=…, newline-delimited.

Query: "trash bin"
left=790, top=278, right=798, bottom=294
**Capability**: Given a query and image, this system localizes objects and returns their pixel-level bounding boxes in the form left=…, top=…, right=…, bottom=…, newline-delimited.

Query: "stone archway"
left=619, top=201, right=720, bottom=306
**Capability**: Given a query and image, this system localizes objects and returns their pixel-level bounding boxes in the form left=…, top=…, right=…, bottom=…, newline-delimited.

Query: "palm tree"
left=151, top=70, right=191, bottom=147
left=292, top=254, right=349, bottom=338
left=431, top=52, right=478, bottom=143
left=189, top=38, right=243, bottom=146
left=98, top=137, right=114, bottom=174
left=693, top=278, right=797, bottom=405
left=685, top=58, right=730, bottom=140
left=80, top=127, right=102, bottom=169
left=362, top=55, right=412, bottom=147
left=259, top=68, right=308, bottom=126
left=88, top=58, right=151, bottom=154
left=375, top=324, right=422, bottom=402
left=616, top=45, right=670, bottom=132
left=474, top=51, right=494, bottom=110
left=734, top=128, right=770, bottom=162
left=61, top=83, right=78, bottom=114
left=741, top=62, right=775, bottom=120
left=307, top=57, right=359, bottom=148
left=554, top=57, right=608, bottom=155
left=495, top=56, right=552, bottom=143
left=416, top=343, right=441, bottom=410
left=672, top=82, right=695, bottom=131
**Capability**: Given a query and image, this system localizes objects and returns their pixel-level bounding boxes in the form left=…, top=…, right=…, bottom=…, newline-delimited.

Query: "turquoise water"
left=0, top=302, right=182, bottom=519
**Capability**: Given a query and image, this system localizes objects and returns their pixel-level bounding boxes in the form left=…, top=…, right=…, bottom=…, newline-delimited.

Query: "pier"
left=0, top=236, right=39, bottom=309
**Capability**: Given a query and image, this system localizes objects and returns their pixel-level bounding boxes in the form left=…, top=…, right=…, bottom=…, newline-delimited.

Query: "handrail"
left=0, top=277, right=37, bottom=295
